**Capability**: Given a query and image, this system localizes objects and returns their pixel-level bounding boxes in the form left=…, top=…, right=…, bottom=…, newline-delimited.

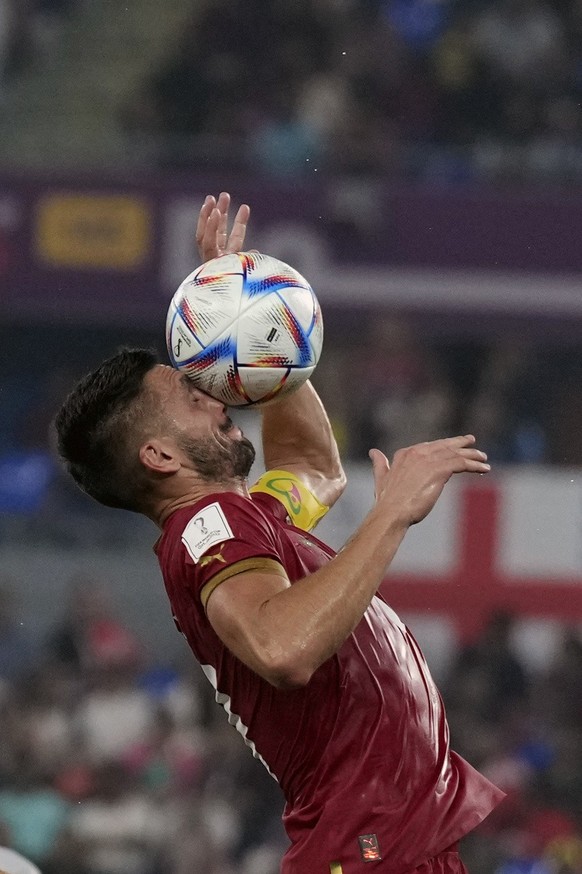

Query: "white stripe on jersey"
left=200, top=663, right=277, bottom=781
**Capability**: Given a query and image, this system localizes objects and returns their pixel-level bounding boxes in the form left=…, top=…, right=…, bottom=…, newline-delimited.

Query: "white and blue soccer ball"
left=166, top=252, right=324, bottom=406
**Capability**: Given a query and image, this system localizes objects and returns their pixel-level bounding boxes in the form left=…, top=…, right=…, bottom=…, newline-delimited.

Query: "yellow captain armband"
left=250, top=469, right=329, bottom=532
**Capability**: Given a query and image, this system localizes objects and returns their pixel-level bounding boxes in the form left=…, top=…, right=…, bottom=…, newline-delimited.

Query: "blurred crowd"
left=445, top=611, right=582, bottom=874
left=324, top=315, right=553, bottom=465
left=2, top=576, right=582, bottom=874
left=0, top=578, right=287, bottom=874
left=1, top=0, right=582, bottom=182
left=1, top=0, right=582, bottom=183
left=292, top=313, right=579, bottom=468
left=121, top=0, right=582, bottom=184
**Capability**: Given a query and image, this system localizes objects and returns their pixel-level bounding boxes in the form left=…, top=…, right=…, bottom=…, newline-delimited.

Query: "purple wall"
left=1, top=172, right=581, bottom=328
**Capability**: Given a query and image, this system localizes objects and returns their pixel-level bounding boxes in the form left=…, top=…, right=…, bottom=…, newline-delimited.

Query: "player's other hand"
left=369, top=435, right=490, bottom=527
left=196, top=192, right=251, bottom=263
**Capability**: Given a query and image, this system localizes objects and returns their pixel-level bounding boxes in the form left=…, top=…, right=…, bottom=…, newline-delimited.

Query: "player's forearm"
left=258, top=504, right=409, bottom=687
left=217, top=436, right=489, bottom=688
left=260, top=381, right=346, bottom=505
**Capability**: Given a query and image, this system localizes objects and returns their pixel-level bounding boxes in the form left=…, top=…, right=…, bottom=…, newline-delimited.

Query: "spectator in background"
left=74, top=657, right=154, bottom=767
left=122, top=704, right=206, bottom=798
left=328, top=3, right=409, bottom=175
left=120, top=4, right=250, bottom=168
left=247, top=91, right=323, bottom=178
left=0, top=1, right=33, bottom=94
left=0, top=0, right=15, bottom=92
left=30, top=0, right=77, bottom=48
left=546, top=350, right=582, bottom=464
left=352, top=315, right=455, bottom=460
left=441, top=611, right=532, bottom=799
left=6, top=665, right=77, bottom=777
left=531, top=628, right=582, bottom=735
left=468, top=0, right=567, bottom=180
left=122, top=35, right=217, bottom=141
left=462, top=339, right=548, bottom=464
left=47, top=574, right=143, bottom=675
left=0, top=757, right=71, bottom=872
left=526, top=94, right=582, bottom=185
left=445, top=611, right=530, bottom=727
left=0, top=581, right=40, bottom=687
left=430, top=11, right=499, bottom=149
left=470, top=0, right=565, bottom=91
left=0, top=0, right=77, bottom=93
left=161, top=803, right=236, bottom=874
left=68, top=761, right=166, bottom=874
left=17, top=368, right=78, bottom=452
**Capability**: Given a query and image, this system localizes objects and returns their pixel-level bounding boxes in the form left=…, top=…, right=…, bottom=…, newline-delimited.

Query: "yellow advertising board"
left=36, top=193, right=151, bottom=270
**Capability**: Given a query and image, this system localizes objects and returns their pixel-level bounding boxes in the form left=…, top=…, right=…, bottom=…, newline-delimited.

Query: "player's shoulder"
left=166, top=491, right=276, bottom=532
left=157, top=491, right=283, bottom=570
left=160, top=491, right=279, bottom=556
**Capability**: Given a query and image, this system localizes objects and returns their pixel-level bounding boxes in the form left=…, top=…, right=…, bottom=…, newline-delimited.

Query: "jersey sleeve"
left=179, top=496, right=287, bottom=610
left=249, top=469, right=329, bottom=531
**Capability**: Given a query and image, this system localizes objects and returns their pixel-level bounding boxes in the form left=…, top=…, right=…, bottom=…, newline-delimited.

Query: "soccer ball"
left=165, top=251, right=324, bottom=406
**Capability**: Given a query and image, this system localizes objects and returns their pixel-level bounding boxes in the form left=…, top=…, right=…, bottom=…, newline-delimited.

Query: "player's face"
left=145, top=365, right=256, bottom=480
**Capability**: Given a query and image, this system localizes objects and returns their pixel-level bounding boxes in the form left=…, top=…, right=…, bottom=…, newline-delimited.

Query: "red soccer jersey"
left=155, top=489, right=504, bottom=874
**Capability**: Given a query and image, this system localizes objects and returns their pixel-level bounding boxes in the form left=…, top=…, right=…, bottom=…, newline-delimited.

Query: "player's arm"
left=254, top=380, right=346, bottom=516
left=195, top=191, right=344, bottom=521
left=206, top=435, right=490, bottom=689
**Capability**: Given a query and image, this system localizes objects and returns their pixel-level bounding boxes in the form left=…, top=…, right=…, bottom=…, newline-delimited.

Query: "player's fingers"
left=422, top=441, right=487, bottom=461
left=195, top=195, right=216, bottom=251
left=455, top=447, right=488, bottom=462
left=216, top=192, right=231, bottom=251
left=195, top=194, right=216, bottom=256
left=226, top=203, right=251, bottom=254
left=424, top=441, right=489, bottom=473
left=441, top=450, right=490, bottom=474
left=199, top=207, right=221, bottom=263
left=216, top=191, right=230, bottom=215
left=433, top=434, right=476, bottom=450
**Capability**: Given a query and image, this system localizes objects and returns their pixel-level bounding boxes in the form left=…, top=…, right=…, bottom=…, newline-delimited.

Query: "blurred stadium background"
left=2, top=0, right=582, bottom=872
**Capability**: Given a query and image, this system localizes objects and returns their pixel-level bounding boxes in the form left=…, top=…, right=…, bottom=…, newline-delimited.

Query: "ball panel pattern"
left=165, top=252, right=323, bottom=406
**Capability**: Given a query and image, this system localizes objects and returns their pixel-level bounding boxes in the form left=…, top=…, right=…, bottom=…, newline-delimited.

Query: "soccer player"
left=54, top=193, right=504, bottom=874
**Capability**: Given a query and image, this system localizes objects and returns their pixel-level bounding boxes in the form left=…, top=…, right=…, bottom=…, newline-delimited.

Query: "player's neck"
left=153, top=479, right=250, bottom=527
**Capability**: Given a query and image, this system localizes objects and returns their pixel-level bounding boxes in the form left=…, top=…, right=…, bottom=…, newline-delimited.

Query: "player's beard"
left=177, top=428, right=256, bottom=483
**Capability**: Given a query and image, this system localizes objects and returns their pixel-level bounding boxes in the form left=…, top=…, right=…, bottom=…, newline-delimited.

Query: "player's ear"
left=139, top=438, right=181, bottom=474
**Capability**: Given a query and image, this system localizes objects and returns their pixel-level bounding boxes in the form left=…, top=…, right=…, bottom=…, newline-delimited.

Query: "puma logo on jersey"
left=358, top=833, right=382, bottom=861
left=198, top=546, right=227, bottom=568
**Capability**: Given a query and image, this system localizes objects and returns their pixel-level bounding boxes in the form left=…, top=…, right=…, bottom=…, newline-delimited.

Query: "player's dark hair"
left=54, top=348, right=160, bottom=512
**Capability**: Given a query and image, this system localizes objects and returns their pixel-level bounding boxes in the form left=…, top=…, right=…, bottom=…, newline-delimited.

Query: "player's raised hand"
left=370, top=435, right=490, bottom=527
left=196, top=192, right=251, bottom=263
